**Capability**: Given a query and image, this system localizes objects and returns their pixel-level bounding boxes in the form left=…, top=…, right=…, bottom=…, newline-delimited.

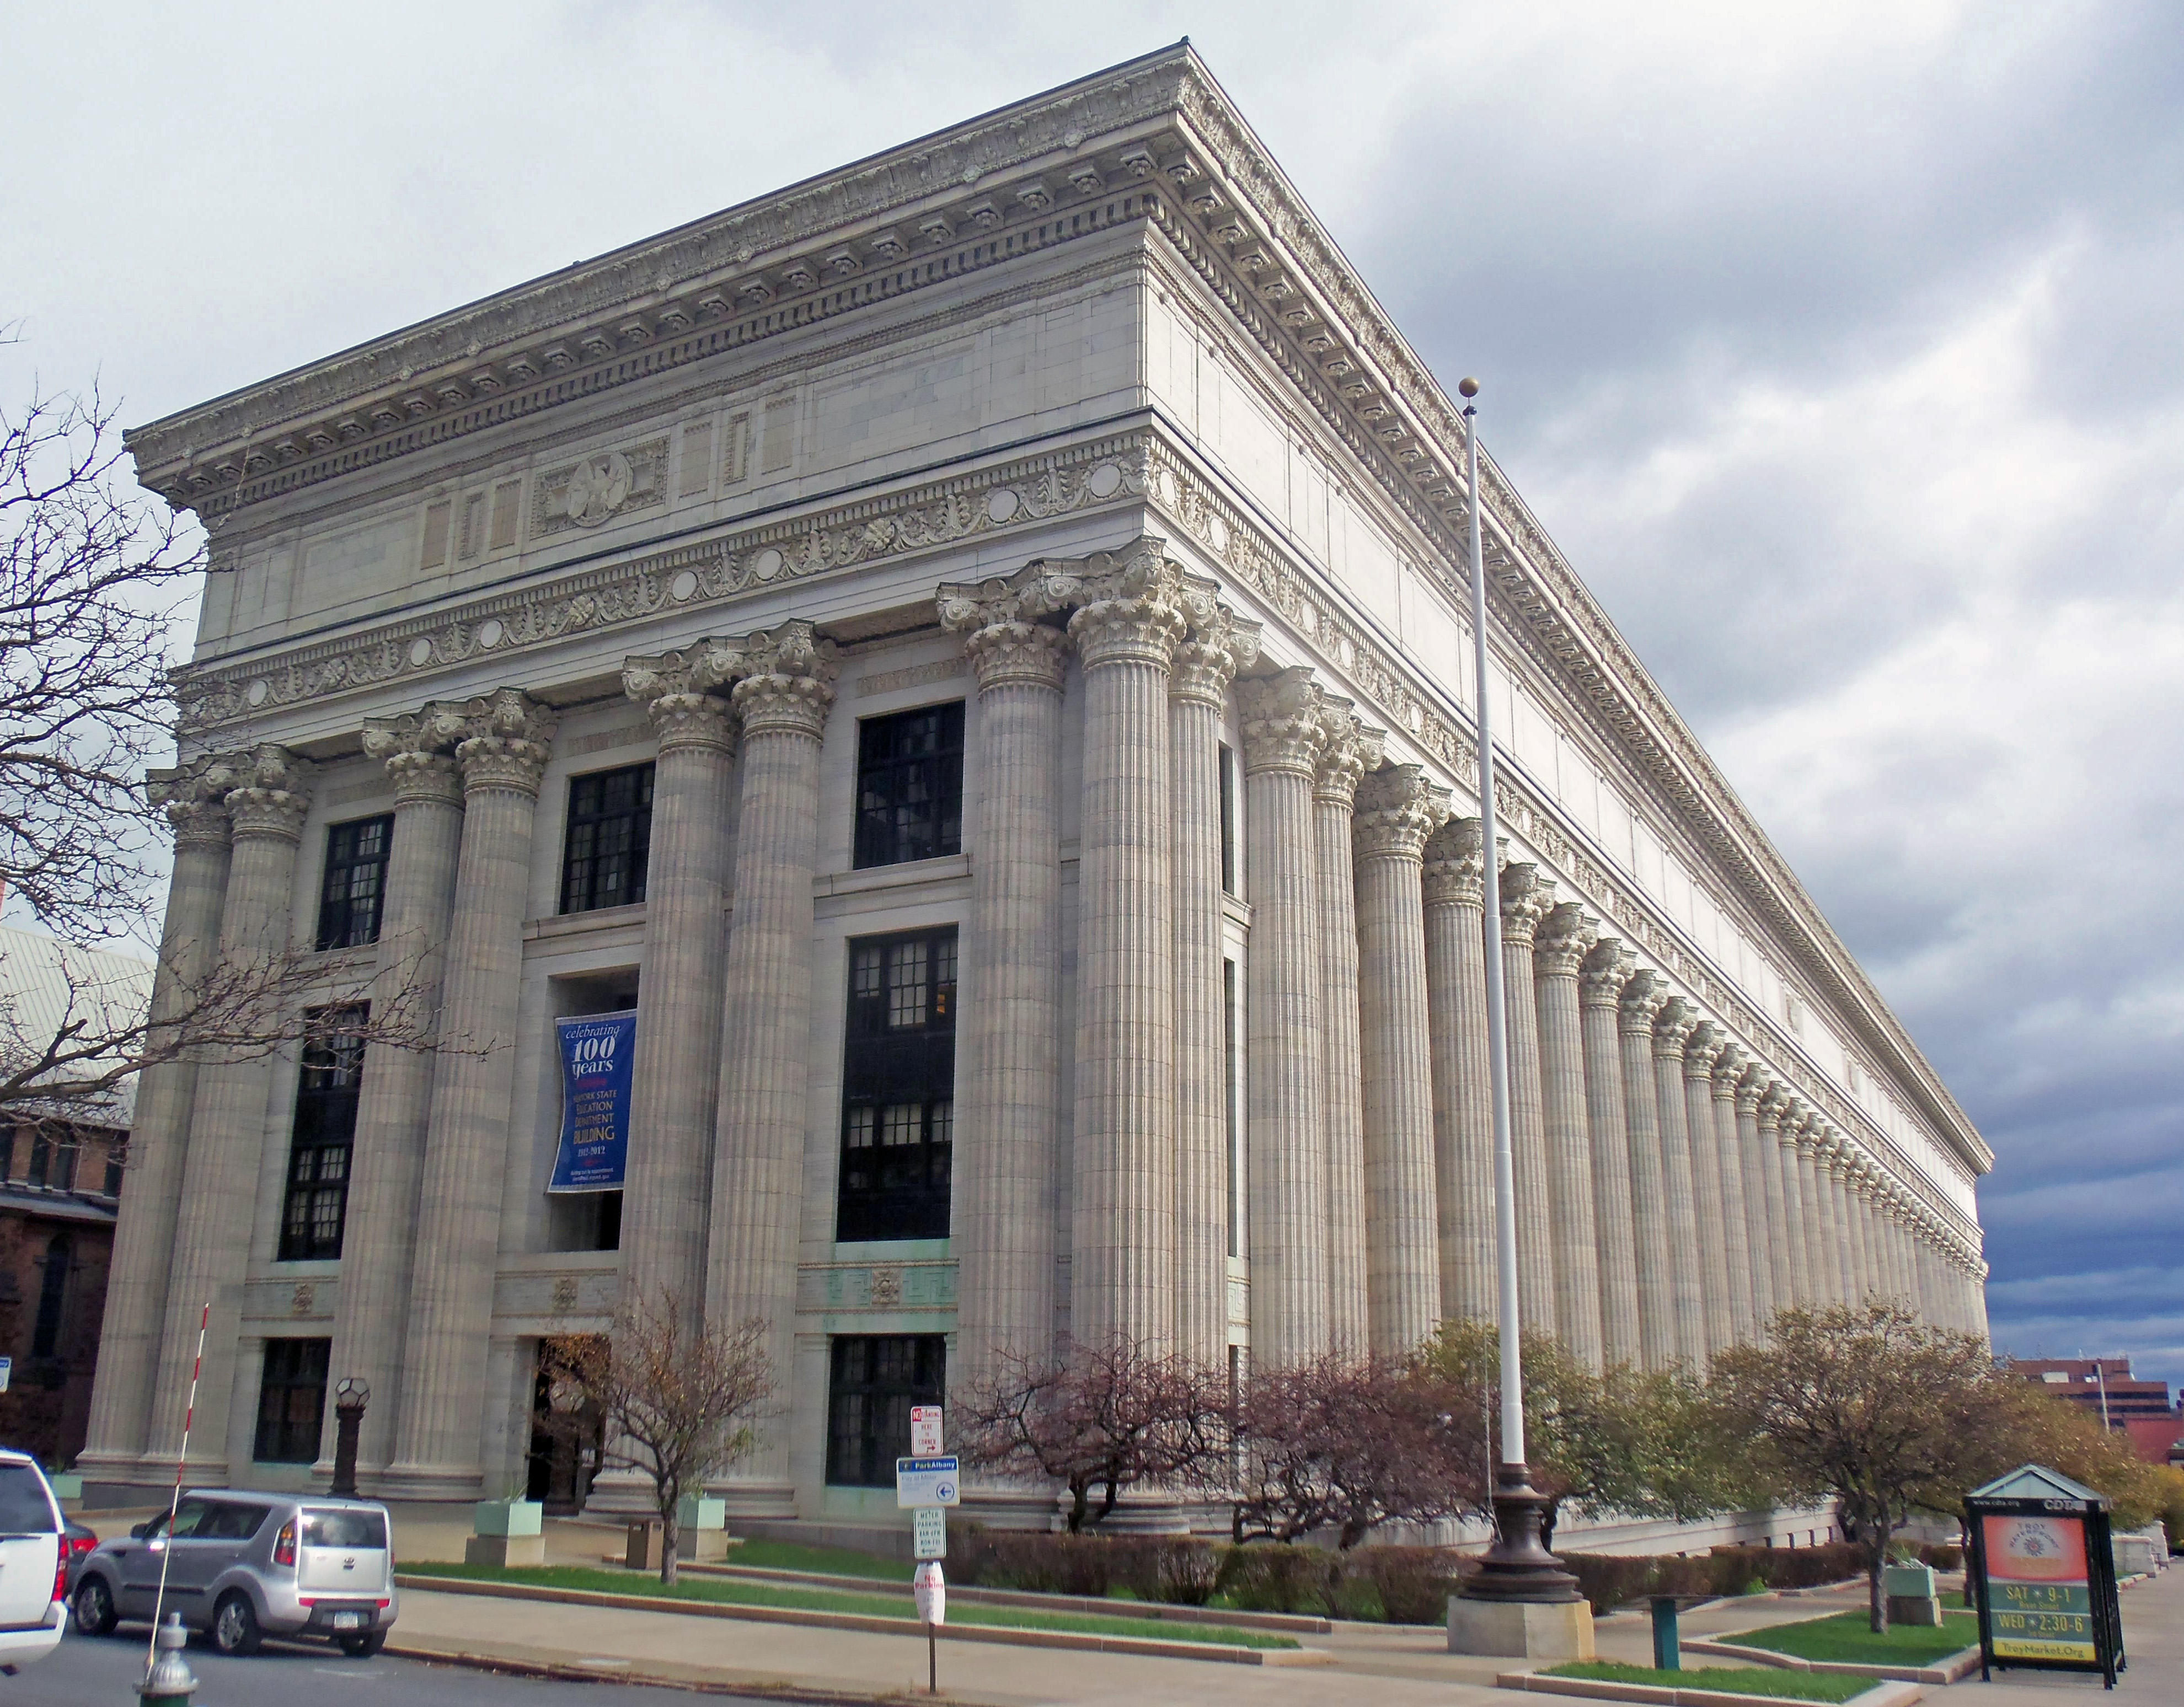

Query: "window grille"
left=837, top=927, right=956, bottom=1241
left=315, top=815, right=393, bottom=951
left=278, top=1009, right=365, bottom=1262
left=561, top=764, right=654, bottom=914
left=253, top=1339, right=330, bottom=1464
left=825, top=1335, right=944, bottom=1486
left=853, top=704, right=964, bottom=869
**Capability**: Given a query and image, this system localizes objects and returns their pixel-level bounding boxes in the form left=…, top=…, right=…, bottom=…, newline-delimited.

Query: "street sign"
left=909, top=1404, right=943, bottom=1456
left=913, top=1506, right=946, bottom=1560
left=894, top=1455, right=960, bottom=1509
left=0, top=1357, right=10, bottom=1394
left=913, top=1560, right=947, bottom=1625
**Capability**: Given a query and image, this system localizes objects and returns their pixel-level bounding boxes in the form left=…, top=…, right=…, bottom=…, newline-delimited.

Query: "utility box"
left=677, top=1495, right=729, bottom=1563
left=1883, top=1561, right=1942, bottom=1627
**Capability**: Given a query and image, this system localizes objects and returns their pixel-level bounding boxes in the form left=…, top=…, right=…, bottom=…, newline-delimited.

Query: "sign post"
left=896, top=1424, right=954, bottom=1697
left=1966, top=1463, right=2123, bottom=1689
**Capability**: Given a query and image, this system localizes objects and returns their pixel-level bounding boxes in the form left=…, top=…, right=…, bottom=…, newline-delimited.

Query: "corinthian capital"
left=148, top=752, right=241, bottom=847
left=1618, top=967, right=1664, bottom=1036
left=1171, top=598, right=1261, bottom=708
left=1312, top=699, right=1384, bottom=808
left=1712, top=1042, right=1746, bottom=1097
left=1238, top=667, right=1326, bottom=777
left=1580, top=938, right=1629, bottom=1007
left=706, top=619, right=841, bottom=741
left=1533, top=901, right=1596, bottom=978
left=1735, top=1067, right=1764, bottom=1116
left=1652, top=994, right=1694, bottom=1058
left=1683, top=1019, right=1723, bottom=1081
left=363, top=707, right=467, bottom=806
left=1047, top=539, right=1191, bottom=671
left=222, top=744, right=317, bottom=840
left=621, top=648, right=739, bottom=754
left=1352, top=764, right=1450, bottom=861
left=449, top=689, right=559, bottom=796
left=1422, top=815, right=1487, bottom=909
left=1497, top=862, right=1555, bottom=946
left=938, top=565, right=1072, bottom=691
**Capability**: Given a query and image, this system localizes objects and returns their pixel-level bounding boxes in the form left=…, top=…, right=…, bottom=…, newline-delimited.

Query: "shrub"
left=1914, top=1542, right=1963, bottom=1571
left=1343, top=1545, right=1468, bottom=1625
left=945, top=1528, right=1223, bottom=1604
left=1214, top=1544, right=1343, bottom=1614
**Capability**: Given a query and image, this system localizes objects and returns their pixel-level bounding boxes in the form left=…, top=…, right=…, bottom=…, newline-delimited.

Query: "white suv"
left=0, top=1450, right=67, bottom=1673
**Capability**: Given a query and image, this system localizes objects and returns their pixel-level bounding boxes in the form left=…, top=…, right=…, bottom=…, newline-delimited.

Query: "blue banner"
left=550, top=1011, right=636, bottom=1193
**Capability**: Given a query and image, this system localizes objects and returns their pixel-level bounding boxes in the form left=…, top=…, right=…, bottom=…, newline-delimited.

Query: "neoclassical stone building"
left=82, top=46, right=1990, bottom=1526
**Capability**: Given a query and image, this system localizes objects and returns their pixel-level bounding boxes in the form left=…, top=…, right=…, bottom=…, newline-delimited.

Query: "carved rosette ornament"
left=448, top=690, right=558, bottom=797
left=1496, top=862, right=1556, bottom=946
left=148, top=753, right=242, bottom=848
left=1619, top=968, right=1665, bottom=1038
left=1238, top=667, right=1327, bottom=777
left=221, top=745, right=316, bottom=841
left=938, top=566, right=1071, bottom=692
left=1421, top=815, right=1488, bottom=909
left=1532, top=901, right=1596, bottom=979
left=724, top=620, right=842, bottom=740
left=1312, top=700, right=1383, bottom=808
left=623, top=648, right=738, bottom=755
left=1351, top=764, right=1449, bottom=862
left=1580, top=938, right=1630, bottom=1010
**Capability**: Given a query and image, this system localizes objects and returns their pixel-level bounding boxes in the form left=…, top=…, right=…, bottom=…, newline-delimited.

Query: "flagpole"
left=146, top=1301, right=208, bottom=1677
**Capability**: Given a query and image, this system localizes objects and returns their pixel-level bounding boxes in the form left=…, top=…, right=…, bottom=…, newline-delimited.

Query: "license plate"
left=331, top=1611, right=363, bottom=1629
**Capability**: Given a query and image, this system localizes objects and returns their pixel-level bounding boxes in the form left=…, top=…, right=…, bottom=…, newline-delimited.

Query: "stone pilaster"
left=1058, top=545, right=1189, bottom=1354
left=1314, top=702, right=1381, bottom=1356
left=1166, top=594, right=1257, bottom=1370
left=938, top=572, right=1074, bottom=1381
left=1748, top=1080, right=1792, bottom=1321
left=1498, top=863, right=1559, bottom=1340
left=329, top=711, right=467, bottom=1481
left=1651, top=999, right=1709, bottom=1365
left=150, top=745, right=315, bottom=1476
left=1617, top=971, right=1678, bottom=1368
left=1580, top=941, right=1642, bottom=1369
left=1709, top=1042, right=1757, bottom=1343
left=1534, top=902, right=1604, bottom=1367
left=1239, top=667, right=1329, bottom=1364
left=616, top=649, right=740, bottom=1318
left=1680, top=1022, right=1737, bottom=1354
left=1352, top=764, right=1449, bottom=1355
left=81, top=755, right=238, bottom=1480
left=387, top=691, right=555, bottom=1496
left=1423, top=818, right=1495, bottom=1325
left=702, top=622, right=837, bottom=1512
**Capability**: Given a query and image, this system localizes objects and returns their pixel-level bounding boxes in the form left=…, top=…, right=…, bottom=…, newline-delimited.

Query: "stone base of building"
left=375, top=1462, right=486, bottom=1502
left=1447, top=1595, right=1596, bottom=1660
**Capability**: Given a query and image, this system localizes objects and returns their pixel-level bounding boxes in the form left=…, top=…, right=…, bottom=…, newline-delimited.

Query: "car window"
left=0, top=1464, right=56, bottom=1534
left=202, top=1502, right=269, bottom=1541
left=302, top=1509, right=387, bottom=1549
left=146, top=1497, right=212, bottom=1540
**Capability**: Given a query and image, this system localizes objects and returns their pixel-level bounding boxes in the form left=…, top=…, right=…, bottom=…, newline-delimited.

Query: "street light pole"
left=1453, top=379, right=1581, bottom=1608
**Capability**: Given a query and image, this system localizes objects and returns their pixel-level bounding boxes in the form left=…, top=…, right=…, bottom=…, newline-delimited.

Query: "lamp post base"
left=1447, top=1595, right=1596, bottom=1659
left=1460, top=1462, right=1585, bottom=1603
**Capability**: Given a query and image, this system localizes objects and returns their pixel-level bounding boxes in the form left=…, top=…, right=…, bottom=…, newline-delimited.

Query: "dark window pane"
left=853, top=704, right=965, bottom=869
left=837, top=927, right=957, bottom=1242
left=315, top=816, right=393, bottom=951
left=825, top=1335, right=944, bottom=1486
left=561, top=764, right=654, bottom=914
left=254, top=1338, right=330, bottom=1464
left=30, top=1236, right=69, bottom=1359
left=279, top=1007, right=365, bottom=1261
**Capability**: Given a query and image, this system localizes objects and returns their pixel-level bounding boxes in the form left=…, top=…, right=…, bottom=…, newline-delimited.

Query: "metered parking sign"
left=913, top=1506, right=946, bottom=1560
left=895, top=1455, right=960, bottom=1509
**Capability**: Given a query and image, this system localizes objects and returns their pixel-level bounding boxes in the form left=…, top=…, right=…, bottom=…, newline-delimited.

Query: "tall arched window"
left=31, top=1236, right=70, bottom=1360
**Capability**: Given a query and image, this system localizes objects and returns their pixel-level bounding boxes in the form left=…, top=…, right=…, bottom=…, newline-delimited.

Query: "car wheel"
left=211, top=1591, right=262, bottom=1656
left=336, top=1630, right=386, bottom=1657
left=71, top=1575, right=116, bottom=1636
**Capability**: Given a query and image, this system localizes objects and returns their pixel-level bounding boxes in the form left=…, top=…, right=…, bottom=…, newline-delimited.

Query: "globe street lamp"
left=330, top=1376, right=370, bottom=1499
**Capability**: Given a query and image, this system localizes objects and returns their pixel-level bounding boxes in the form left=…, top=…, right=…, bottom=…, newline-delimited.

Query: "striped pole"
left=145, top=1301, right=208, bottom=1676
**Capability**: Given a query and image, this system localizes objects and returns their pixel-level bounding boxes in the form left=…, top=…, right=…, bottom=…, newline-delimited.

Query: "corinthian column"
left=151, top=745, right=314, bottom=1476
left=1816, top=1132, right=1853, bottom=1304
left=329, top=711, right=466, bottom=1480
left=1747, top=1077, right=1791, bottom=1324
left=1352, top=764, right=1449, bottom=1355
left=1847, top=1158, right=1878, bottom=1305
left=1787, top=1107, right=1825, bottom=1304
left=1423, top=818, right=1494, bottom=1325
left=388, top=691, right=555, bottom=1496
left=1314, top=702, right=1380, bottom=1356
left=1709, top=1043, right=1757, bottom=1343
left=1239, top=668, right=1329, bottom=1364
left=1617, top=971, right=1677, bottom=1368
left=1652, top=999, right=1709, bottom=1365
left=703, top=622, right=837, bottom=1512
left=1498, top=863, right=1558, bottom=1340
left=617, top=646, right=739, bottom=1316
left=1534, top=903, right=1604, bottom=1367
left=82, top=755, right=237, bottom=1481
left=938, top=573, right=1073, bottom=1381
left=1062, top=545, right=1190, bottom=1354
left=1681, top=1023, right=1739, bottom=1351
left=1580, top=941, right=1641, bottom=1368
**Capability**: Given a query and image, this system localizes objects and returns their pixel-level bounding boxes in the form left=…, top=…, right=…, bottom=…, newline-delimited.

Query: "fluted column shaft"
left=1848, top=1168, right=1877, bottom=1304
left=1241, top=670, right=1329, bottom=1364
left=1423, top=820, right=1495, bottom=1325
left=1580, top=946, right=1641, bottom=1368
left=1819, top=1146, right=1853, bottom=1304
left=704, top=628, right=836, bottom=1510
left=944, top=609, right=1069, bottom=1379
left=1352, top=766, right=1446, bottom=1355
left=1681, top=1028, right=1737, bottom=1353
left=389, top=695, right=553, bottom=1494
left=151, top=749, right=313, bottom=1474
left=1313, top=709, right=1376, bottom=1356
left=1618, top=976, right=1677, bottom=1368
left=1652, top=1004, right=1708, bottom=1365
left=1790, top=1120, right=1826, bottom=1303
left=1534, top=903, right=1604, bottom=1367
left=82, top=762, right=234, bottom=1475
left=1737, top=1076, right=1778, bottom=1328
left=1709, top=1053, right=1756, bottom=1341
left=1498, top=865, right=1557, bottom=1339
left=1754, top=1093, right=1796, bottom=1318
left=618, top=684, right=737, bottom=1314
left=329, top=738, right=464, bottom=1478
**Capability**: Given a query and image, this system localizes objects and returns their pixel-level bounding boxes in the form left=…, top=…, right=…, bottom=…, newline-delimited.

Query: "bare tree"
left=955, top=1338, right=1231, bottom=1533
left=1227, top=1355, right=1481, bottom=1549
left=541, top=1289, right=773, bottom=1586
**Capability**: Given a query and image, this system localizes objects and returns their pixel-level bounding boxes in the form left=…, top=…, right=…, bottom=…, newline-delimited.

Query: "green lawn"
left=1733, top=1608, right=1980, bottom=1667
left=400, top=1561, right=1297, bottom=1649
left=719, top=1537, right=914, bottom=1581
left=1545, top=1663, right=1871, bottom=1702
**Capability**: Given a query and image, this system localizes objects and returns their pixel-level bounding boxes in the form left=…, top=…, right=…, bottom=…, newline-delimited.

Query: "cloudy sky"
left=4, top=3, right=2178, bottom=1383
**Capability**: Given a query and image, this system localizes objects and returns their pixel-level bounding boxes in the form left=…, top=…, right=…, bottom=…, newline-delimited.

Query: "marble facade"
left=82, top=46, right=1990, bottom=1526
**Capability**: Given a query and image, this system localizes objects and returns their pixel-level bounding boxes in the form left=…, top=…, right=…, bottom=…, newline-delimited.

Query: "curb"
left=383, top=1638, right=906, bottom=1703
left=393, top=1572, right=1332, bottom=1667
left=1495, top=1671, right=1923, bottom=1706
left=1685, top=1636, right=1979, bottom=1684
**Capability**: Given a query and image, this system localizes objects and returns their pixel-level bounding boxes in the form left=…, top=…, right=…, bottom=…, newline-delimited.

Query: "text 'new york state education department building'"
left=81, top=45, right=1992, bottom=1529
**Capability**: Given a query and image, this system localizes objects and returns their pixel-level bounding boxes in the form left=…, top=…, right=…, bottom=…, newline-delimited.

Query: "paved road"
left=28, top=1625, right=759, bottom=1704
